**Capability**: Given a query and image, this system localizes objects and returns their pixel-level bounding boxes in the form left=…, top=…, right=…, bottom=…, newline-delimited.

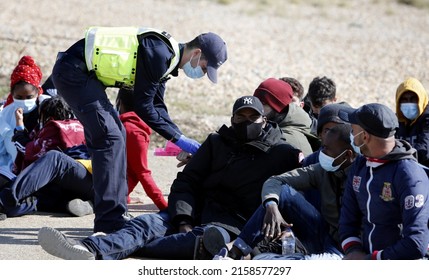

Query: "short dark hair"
left=307, top=76, right=336, bottom=107
left=279, top=77, right=304, bottom=100
left=185, top=36, right=206, bottom=60
left=185, top=36, right=202, bottom=49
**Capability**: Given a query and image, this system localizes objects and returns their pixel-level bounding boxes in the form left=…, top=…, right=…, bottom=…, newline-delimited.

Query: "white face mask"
left=319, top=150, right=347, bottom=172
left=400, top=103, right=419, bottom=120
left=183, top=54, right=204, bottom=79
left=350, top=131, right=364, bottom=155
left=13, top=97, right=37, bottom=113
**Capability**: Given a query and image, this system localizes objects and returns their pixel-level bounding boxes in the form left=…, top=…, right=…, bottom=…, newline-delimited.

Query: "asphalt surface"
left=0, top=152, right=179, bottom=260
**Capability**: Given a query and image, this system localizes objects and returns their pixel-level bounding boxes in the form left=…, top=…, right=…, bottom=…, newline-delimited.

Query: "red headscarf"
left=4, top=56, right=43, bottom=107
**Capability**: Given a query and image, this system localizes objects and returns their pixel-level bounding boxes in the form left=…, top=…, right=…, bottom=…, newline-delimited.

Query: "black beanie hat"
left=317, top=102, right=352, bottom=135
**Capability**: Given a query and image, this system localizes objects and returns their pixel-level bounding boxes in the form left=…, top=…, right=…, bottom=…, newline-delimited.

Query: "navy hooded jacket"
left=339, top=140, right=429, bottom=259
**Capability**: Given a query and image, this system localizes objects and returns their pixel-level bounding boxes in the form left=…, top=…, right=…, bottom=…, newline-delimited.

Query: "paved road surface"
left=0, top=151, right=179, bottom=260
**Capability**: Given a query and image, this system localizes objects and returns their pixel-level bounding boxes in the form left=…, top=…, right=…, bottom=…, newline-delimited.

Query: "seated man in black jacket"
left=37, top=96, right=302, bottom=260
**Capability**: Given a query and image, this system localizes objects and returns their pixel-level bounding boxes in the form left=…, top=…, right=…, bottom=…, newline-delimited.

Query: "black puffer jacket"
left=168, top=122, right=302, bottom=236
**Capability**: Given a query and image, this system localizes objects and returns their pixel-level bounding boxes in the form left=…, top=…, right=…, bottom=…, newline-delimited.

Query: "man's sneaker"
left=66, top=199, right=93, bottom=217
left=213, top=248, right=233, bottom=260
left=38, top=227, right=95, bottom=260
left=304, top=253, right=343, bottom=260
left=202, top=226, right=228, bottom=256
left=193, top=236, right=212, bottom=260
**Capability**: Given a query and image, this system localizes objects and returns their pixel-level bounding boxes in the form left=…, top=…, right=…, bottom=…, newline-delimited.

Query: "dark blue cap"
left=198, top=32, right=227, bottom=84
left=232, top=96, right=264, bottom=115
left=339, top=103, right=398, bottom=138
left=317, top=102, right=352, bottom=134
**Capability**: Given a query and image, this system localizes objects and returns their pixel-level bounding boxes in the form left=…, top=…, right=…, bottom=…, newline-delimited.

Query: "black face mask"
left=232, top=120, right=264, bottom=142
left=266, top=110, right=288, bottom=124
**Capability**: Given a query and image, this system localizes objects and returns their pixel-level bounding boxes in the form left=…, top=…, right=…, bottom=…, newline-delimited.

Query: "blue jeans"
left=52, top=51, right=128, bottom=233
left=82, top=211, right=229, bottom=260
left=0, top=150, right=93, bottom=216
left=234, top=184, right=340, bottom=256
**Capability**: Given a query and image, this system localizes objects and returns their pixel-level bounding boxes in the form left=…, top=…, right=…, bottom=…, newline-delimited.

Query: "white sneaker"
left=66, top=199, right=93, bottom=217
left=213, top=248, right=233, bottom=260
left=38, top=227, right=95, bottom=260
left=304, top=252, right=343, bottom=260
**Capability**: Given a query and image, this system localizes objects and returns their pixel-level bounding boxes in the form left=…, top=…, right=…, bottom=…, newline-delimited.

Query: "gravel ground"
left=0, top=0, right=428, bottom=144
left=0, top=0, right=428, bottom=261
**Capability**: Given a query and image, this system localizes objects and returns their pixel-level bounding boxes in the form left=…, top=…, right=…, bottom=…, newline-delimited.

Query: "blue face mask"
left=400, top=103, right=419, bottom=120
left=319, top=150, right=347, bottom=172
left=350, top=131, right=364, bottom=155
left=183, top=54, right=204, bottom=79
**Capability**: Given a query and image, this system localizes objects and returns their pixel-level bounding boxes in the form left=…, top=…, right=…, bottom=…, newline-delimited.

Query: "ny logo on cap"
left=243, top=97, right=254, bottom=105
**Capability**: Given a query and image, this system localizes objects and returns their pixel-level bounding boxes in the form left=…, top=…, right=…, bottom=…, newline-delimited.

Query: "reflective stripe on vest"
left=84, top=26, right=180, bottom=87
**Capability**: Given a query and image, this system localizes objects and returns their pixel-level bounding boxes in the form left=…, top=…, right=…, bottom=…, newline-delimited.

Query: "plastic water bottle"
left=281, top=228, right=296, bottom=255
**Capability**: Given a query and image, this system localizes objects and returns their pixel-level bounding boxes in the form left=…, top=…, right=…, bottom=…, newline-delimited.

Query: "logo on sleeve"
left=415, top=194, right=425, bottom=208
left=404, top=195, right=415, bottom=210
left=379, top=182, right=394, bottom=202
left=404, top=194, right=425, bottom=210
left=352, top=176, right=361, bottom=192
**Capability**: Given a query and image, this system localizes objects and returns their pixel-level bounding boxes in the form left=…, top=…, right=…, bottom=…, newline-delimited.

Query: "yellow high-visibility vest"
left=84, top=26, right=180, bottom=87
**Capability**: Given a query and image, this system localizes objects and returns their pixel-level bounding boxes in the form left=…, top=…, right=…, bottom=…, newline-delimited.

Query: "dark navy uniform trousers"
left=52, top=50, right=128, bottom=233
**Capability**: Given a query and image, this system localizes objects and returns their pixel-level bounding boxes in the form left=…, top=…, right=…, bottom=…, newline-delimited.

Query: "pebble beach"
left=0, top=0, right=428, bottom=143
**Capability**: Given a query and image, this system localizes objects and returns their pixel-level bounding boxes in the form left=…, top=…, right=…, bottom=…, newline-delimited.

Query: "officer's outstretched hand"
left=175, top=135, right=201, bottom=154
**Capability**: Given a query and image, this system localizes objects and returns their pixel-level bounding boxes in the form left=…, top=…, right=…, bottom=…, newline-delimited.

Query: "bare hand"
left=15, top=108, right=24, bottom=127
left=176, top=151, right=192, bottom=168
left=262, top=203, right=292, bottom=240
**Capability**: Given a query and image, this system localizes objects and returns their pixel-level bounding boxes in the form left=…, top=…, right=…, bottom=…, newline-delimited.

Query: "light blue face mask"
left=183, top=54, right=204, bottom=79
left=318, top=150, right=347, bottom=172
left=400, top=103, right=419, bottom=120
left=13, top=97, right=37, bottom=113
left=350, top=131, right=364, bottom=155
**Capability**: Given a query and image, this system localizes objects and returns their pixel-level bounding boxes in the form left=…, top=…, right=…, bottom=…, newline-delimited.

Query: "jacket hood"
left=119, top=111, right=152, bottom=135
left=380, top=139, right=418, bottom=162
left=278, top=102, right=312, bottom=133
left=395, top=77, right=428, bottom=125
